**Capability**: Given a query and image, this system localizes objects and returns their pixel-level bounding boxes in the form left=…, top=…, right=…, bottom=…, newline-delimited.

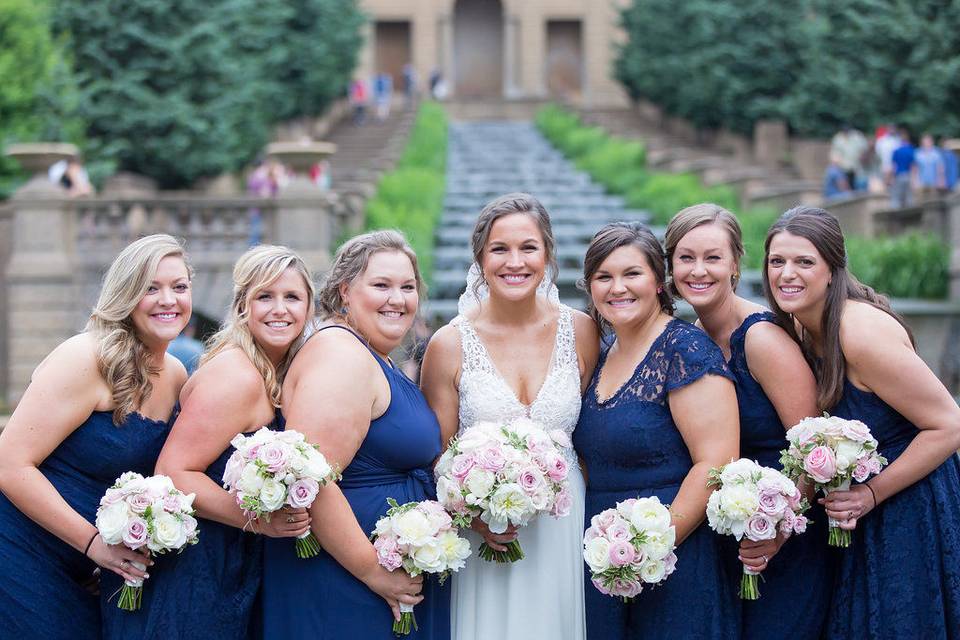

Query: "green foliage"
left=616, top=0, right=960, bottom=138
left=363, top=103, right=448, bottom=284
left=847, top=233, right=948, bottom=300
left=737, top=206, right=779, bottom=269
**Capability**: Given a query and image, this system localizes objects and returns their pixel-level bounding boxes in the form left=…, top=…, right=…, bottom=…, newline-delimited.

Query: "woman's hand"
left=86, top=534, right=153, bottom=583
left=470, top=518, right=517, bottom=552
left=820, top=484, right=877, bottom=530
left=251, top=507, right=311, bottom=538
left=738, top=531, right=789, bottom=572
left=360, top=563, right=424, bottom=622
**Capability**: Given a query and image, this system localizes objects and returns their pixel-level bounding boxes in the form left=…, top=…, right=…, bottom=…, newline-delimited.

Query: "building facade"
left=357, top=0, right=630, bottom=108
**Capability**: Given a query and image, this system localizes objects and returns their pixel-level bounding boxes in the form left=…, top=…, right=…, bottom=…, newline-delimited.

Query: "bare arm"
left=572, top=311, right=600, bottom=394
left=155, top=351, right=309, bottom=538
left=284, top=331, right=422, bottom=620
left=419, top=324, right=462, bottom=450
left=668, top=374, right=740, bottom=544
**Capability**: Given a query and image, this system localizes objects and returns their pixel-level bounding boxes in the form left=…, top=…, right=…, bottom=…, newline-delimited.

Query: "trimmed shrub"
left=847, top=233, right=948, bottom=300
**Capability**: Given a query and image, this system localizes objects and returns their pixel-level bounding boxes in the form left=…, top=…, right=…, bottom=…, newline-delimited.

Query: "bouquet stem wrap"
left=118, top=560, right=147, bottom=611
left=478, top=539, right=524, bottom=563
left=826, top=478, right=852, bottom=548
left=395, top=602, right=418, bottom=636
left=740, top=565, right=761, bottom=600
left=295, top=530, right=322, bottom=559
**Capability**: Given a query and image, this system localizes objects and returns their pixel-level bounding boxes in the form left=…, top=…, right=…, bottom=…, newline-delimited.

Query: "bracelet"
left=83, top=531, right=99, bottom=557
left=864, top=482, right=878, bottom=509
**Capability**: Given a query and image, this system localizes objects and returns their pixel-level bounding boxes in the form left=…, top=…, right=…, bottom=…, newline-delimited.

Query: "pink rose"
left=778, top=510, right=796, bottom=534
left=606, top=521, right=632, bottom=542
left=450, top=454, right=477, bottom=482
left=287, top=478, right=319, bottom=508
left=792, top=514, right=808, bottom=534
left=525, top=433, right=549, bottom=455
left=162, top=494, right=183, bottom=513
left=126, top=492, right=152, bottom=514
left=608, top=540, right=636, bottom=567
left=852, top=460, right=870, bottom=483
left=590, top=510, right=618, bottom=535
left=518, top=467, right=545, bottom=494
left=745, top=514, right=777, bottom=541
left=591, top=577, right=611, bottom=596
left=477, top=445, right=506, bottom=473
left=840, top=419, right=872, bottom=443
left=757, top=490, right=788, bottom=517
left=786, top=487, right=802, bottom=511
left=867, top=456, right=883, bottom=475
left=123, top=517, right=148, bottom=549
left=545, top=454, right=569, bottom=482
left=551, top=489, right=572, bottom=518
left=100, top=488, right=124, bottom=507
left=612, top=578, right=642, bottom=598
left=663, top=552, right=678, bottom=575
left=374, top=536, right=403, bottom=571
left=583, top=526, right=598, bottom=543
left=548, top=429, right=572, bottom=449
left=258, top=442, right=291, bottom=474
left=803, top=445, right=837, bottom=484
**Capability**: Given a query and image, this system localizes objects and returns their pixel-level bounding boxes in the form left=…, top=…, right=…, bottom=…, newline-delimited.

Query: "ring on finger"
left=761, top=555, right=768, bottom=564
left=286, top=515, right=295, bottom=524
left=120, top=559, right=129, bottom=568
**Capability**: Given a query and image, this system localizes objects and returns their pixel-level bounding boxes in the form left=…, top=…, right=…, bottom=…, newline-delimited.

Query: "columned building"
left=357, top=0, right=630, bottom=108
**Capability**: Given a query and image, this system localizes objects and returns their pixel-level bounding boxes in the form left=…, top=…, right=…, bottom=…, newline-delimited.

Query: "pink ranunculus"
left=606, top=521, right=632, bottom=542
left=852, top=460, right=870, bottom=483
left=162, top=494, right=183, bottom=513
left=477, top=445, right=506, bottom=473
left=287, top=477, right=319, bottom=508
left=551, top=488, right=572, bottom=518
left=127, top=492, right=152, bottom=514
left=450, top=454, right=477, bottom=482
left=803, top=445, right=838, bottom=484
left=757, top=490, right=788, bottom=517
left=792, top=514, right=808, bottom=534
left=545, top=454, right=569, bottom=482
left=612, top=577, right=642, bottom=598
left=590, top=510, right=618, bottom=535
left=745, top=514, right=777, bottom=541
left=591, top=576, right=611, bottom=596
left=374, top=536, right=403, bottom=571
left=608, top=540, right=636, bottom=567
left=866, top=456, right=883, bottom=475
left=123, top=517, right=148, bottom=549
left=258, top=442, right=291, bottom=474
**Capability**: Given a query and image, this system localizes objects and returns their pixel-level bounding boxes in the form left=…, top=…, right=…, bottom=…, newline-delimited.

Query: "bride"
left=421, top=193, right=599, bottom=639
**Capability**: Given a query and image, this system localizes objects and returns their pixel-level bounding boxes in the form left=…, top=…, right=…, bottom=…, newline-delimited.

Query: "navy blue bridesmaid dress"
left=101, top=411, right=284, bottom=639
left=574, top=318, right=740, bottom=640
left=0, top=410, right=172, bottom=640
left=727, top=312, right=832, bottom=639
left=261, top=326, right=450, bottom=640
left=826, top=378, right=960, bottom=638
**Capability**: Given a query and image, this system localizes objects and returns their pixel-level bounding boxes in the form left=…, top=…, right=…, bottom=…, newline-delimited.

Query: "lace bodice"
left=454, top=305, right=582, bottom=446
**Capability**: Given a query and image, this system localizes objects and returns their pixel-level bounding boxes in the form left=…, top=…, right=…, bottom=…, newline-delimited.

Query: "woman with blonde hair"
left=99, top=245, right=315, bottom=639
left=664, top=204, right=829, bottom=638
left=0, top=234, right=192, bottom=639
left=262, top=230, right=449, bottom=639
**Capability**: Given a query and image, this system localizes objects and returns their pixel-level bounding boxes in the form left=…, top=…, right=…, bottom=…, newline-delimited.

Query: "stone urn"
left=266, top=141, right=337, bottom=196
left=4, top=142, right=79, bottom=197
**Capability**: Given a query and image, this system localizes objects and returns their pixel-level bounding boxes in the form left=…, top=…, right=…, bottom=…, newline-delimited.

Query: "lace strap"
left=452, top=315, right=494, bottom=374
left=554, top=305, right=578, bottom=369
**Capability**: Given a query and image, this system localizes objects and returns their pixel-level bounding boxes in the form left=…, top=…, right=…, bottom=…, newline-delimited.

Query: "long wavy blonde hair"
left=85, top=234, right=192, bottom=424
left=201, top=245, right=315, bottom=407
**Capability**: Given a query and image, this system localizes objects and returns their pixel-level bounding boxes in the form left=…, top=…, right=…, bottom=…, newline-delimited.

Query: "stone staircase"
left=424, top=121, right=650, bottom=322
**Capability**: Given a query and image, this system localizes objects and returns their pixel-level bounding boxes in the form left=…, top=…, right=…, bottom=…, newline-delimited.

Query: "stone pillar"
left=503, top=12, right=521, bottom=98
left=438, top=13, right=454, bottom=93
left=948, top=194, right=960, bottom=303
left=753, top=120, right=789, bottom=170
left=3, top=144, right=79, bottom=406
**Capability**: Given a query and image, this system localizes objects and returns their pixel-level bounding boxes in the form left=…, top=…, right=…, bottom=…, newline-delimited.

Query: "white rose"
left=641, top=529, right=675, bottom=561
left=629, top=497, right=672, bottom=533
left=834, top=439, right=863, bottom=472
left=259, top=478, right=287, bottom=512
left=221, top=452, right=245, bottom=488
left=277, top=429, right=305, bottom=445
left=150, top=512, right=187, bottom=551
left=583, top=536, right=612, bottom=573
left=394, top=510, right=435, bottom=548
left=303, top=450, right=333, bottom=482
left=719, top=458, right=760, bottom=485
left=640, top=558, right=666, bottom=584
left=237, top=463, right=264, bottom=495
left=411, top=541, right=446, bottom=574
left=464, top=469, right=495, bottom=503
left=96, top=501, right=130, bottom=545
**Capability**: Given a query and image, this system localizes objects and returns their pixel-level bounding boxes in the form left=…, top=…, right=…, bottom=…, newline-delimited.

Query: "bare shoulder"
left=32, top=333, right=105, bottom=391
left=571, top=308, right=598, bottom=339
left=193, top=348, right=265, bottom=398
left=839, top=300, right=912, bottom=360
left=425, top=323, right=462, bottom=359
left=289, top=326, right=377, bottom=379
left=163, top=352, right=189, bottom=386
left=743, top=317, right=796, bottom=355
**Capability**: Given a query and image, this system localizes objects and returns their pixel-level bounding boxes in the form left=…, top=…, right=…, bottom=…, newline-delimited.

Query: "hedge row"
left=364, top=102, right=448, bottom=285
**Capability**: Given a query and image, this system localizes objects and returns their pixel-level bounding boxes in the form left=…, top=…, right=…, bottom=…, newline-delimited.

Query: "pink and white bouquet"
left=371, top=498, right=472, bottom=635
left=582, top=496, right=678, bottom=601
left=779, top=415, right=887, bottom=547
left=706, top=458, right=809, bottom=599
left=222, top=427, right=339, bottom=558
left=434, top=418, right=573, bottom=562
left=95, top=472, right=199, bottom=610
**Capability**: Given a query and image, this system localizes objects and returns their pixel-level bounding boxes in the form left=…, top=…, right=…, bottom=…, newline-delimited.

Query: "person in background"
left=888, top=128, right=917, bottom=208
left=940, top=138, right=960, bottom=193
left=830, top=125, right=869, bottom=191
left=914, top=133, right=945, bottom=199
left=822, top=153, right=852, bottom=200
left=874, top=123, right=901, bottom=181
left=48, top=158, right=94, bottom=197
left=402, top=63, right=417, bottom=109
left=350, top=78, right=368, bottom=126
left=167, top=317, right=204, bottom=375
left=374, top=72, right=393, bottom=122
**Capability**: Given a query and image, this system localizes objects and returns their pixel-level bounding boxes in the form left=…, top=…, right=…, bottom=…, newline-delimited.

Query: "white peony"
left=641, top=528, right=676, bottom=561
left=719, top=458, right=759, bottom=485
left=411, top=541, right=446, bottom=574
left=583, top=536, right=612, bottom=573
left=438, top=530, right=471, bottom=570
left=464, top=469, right=495, bottom=504
left=237, top=464, right=265, bottom=495
left=394, top=509, right=436, bottom=548
left=96, top=501, right=130, bottom=545
left=629, top=497, right=672, bottom=533
left=717, top=484, right=760, bottom=522
left=259, top=478, right=287, bottom=512
left=483, top=483, right=532, bottom=533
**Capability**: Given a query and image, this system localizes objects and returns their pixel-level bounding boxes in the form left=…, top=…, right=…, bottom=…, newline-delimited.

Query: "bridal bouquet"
left=582, top=496, right=678, bottom=601
left=706, top=458, right=810, bottom=599
left=222, top=427, right=339, bottom=558
left=95, top=472, right=199, bottom=610
left=779, top=415, right=887, bottom=547
left=372, top=498, right=471, bottom=635
left=434, top=418, right=573, bottom=562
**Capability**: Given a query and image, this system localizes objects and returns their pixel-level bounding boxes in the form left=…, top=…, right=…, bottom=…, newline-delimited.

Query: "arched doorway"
left=453, top=0, right=503, bottom=98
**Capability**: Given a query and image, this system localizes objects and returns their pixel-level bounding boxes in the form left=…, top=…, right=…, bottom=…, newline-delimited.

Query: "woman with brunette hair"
left=0, top=234, right=192, bottom=639
left=421, top=193, right=599, bottom=640
left=574, top=221, right=740, bottom=639
left=130, top=245, right=315, bottom=640
left=763, top=206, right=960, bottom=637
left=664, top=204, right=829, bottom=638
left=262, top=230, right=448, bottom=639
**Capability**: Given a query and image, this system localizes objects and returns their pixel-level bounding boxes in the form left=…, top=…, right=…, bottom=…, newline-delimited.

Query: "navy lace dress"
left=727, top=312, right=832, bottom=639
left=574, top=318, right=739, bottom=640
left=0, top=410, right=173, bottom=640
left=825, top=379, right=960, bottom=638
left=261, top=326, right=450, bottom=639
left=101, top=411, right=284, bottom=639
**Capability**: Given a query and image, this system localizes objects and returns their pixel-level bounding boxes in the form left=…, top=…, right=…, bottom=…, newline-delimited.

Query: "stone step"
left=437, top=210, right=647, bottom=228
left=435, top=224, right=601, bottom=247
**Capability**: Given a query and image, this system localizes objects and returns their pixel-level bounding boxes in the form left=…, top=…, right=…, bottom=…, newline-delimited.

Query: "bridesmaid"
left=574, top=222, right=740, bottom=640
left=664, top=204, right=831, bottom=638
left=763, top=206, right=960, bottom=638
left=0, top=234, right=191, bottom=639
left=103, top=245, right=314, bottom=639
left=261, top=230, right=449, bottom=639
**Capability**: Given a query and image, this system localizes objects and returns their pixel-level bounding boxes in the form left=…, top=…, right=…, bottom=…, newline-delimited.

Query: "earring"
left=340, top=305, right=349, bottom=315
left=656, top=286, right=663, bottom=294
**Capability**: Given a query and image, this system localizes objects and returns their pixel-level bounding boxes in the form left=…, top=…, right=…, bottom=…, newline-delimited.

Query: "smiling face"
left=589, top=245, right=663, bottom=331
left=131, top=255, right=192, bottom=349
left=341, top=250, right=419, bottom=357
left=671, top=222, right=738, bottom=310
left=480, top=212, right=548, bottom=303
left=247, top=267, right=311, bottom=364
left=766, top=231, right=832, bottom=318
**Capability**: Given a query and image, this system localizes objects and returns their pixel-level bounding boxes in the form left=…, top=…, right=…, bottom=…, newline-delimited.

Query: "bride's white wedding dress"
left=450, top=303, right=586, bottom=640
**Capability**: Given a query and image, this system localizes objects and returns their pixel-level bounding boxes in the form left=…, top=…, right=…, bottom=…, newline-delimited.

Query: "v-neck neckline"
left=593, top=317, right=679, bottom=405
